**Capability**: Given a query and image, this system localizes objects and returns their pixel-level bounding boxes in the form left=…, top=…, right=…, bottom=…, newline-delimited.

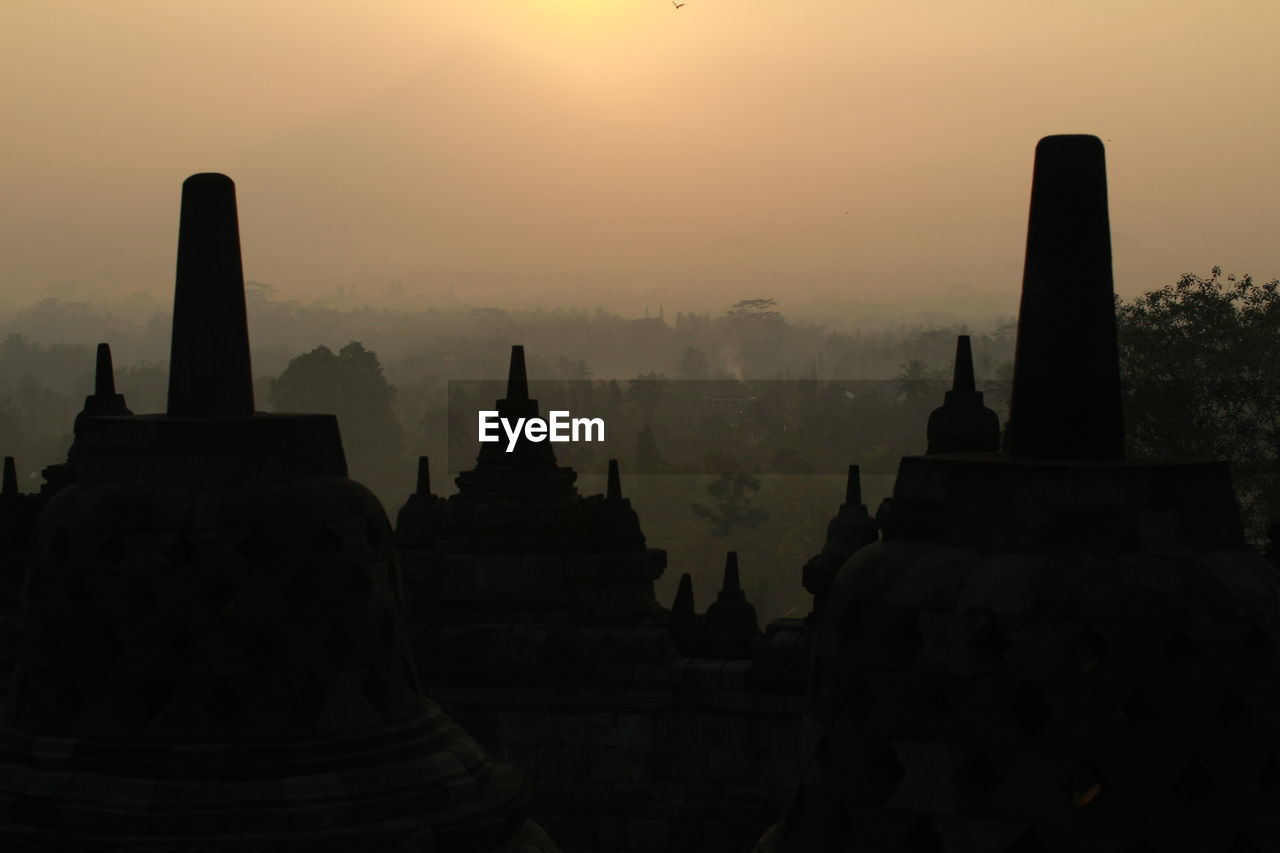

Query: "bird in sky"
left=673, top=1, right=685, bottom=8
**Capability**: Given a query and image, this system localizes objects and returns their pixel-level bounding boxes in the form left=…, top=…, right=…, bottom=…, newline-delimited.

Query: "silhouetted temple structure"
left=800, top=465, right=879, bottom=627
left=759, top=135, right=1280, bottom=851
left=395, top=349, right=821, bottom=852
left=0, top=174, right=555, bottom=851
left=926, top=335, right=1000, bottom=455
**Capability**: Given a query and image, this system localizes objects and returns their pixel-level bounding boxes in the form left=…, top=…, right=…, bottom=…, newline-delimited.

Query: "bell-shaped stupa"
left=0, top=173, right=555, bottom=852
left=760, top=136, right=1279, bottom=852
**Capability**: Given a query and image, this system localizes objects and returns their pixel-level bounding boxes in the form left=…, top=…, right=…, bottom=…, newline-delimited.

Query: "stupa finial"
left=94, top=343, right=116, bottom=397
left=1, top=457, right=16, bottom=497
left=844, top=464, right=862, bottom=506
left=506, top=345, right=529, bottom=402
left=416, top=456, right=431, bottom=496
left=166, top=172, right=255, bottom=417
left=672, top=573, right=695, bottom=619
left=607, top=458, right=622, bottom=501
left=952, top=335, right=976, bottom=395
left=720, top=551, right=742, bottom=599
left=1007, top=135, right=1124, bottom=460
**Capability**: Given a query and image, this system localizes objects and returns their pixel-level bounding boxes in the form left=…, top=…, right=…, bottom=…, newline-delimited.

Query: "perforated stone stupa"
left=760, top=135, right=1280, bottom=852
left=0, top=173, right=555, bottom=852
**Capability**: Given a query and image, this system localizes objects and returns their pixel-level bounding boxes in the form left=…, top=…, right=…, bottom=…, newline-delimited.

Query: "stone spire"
left=507, top=343, right=530, bottom=401
left=801, top=464, right=878, bottom=624
left=81, top=343, right=133, bottom=418
left=607, top=458, right=622, bottom=501
left=925, top=335, right=1000, bottom=454
left=701, top=548, right=757, bottom=640
left=471, top=344, right=559, bottom=470
left=166, top=172, right=255, bottom=418
left=669, top=572, right=700, bottom=655
left=416, top=455, right=431, bottom=497
left=1007, top=135, right=1124, bottom=460
left=1, top=457, right=15, bottom=498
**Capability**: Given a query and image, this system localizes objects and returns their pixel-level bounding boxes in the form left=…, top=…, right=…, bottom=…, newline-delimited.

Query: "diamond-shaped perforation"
left=49, top=531, right=69, bottom=563
left=291, top=676, right=326, bottom=721
left=283, top=575, right=319, bottom=614
left=88, top=624, right=121, bottom=670
left=386, top=563, right=400, bottom=601
left=56, top=681, right=87, bottom=723
left=970, top=613, right=1010, bottom=665
left=99, top=533, right=127, bottom=564
left=5, top=677, right=32, bottom=725
left=204, top=682, right=246, bottom=728
left=126, top=577, right=158, bottom=615
left=347, top=569, right=372, bottom=607
left=326, top=624, right=352, bottom=661
left=954, top=752, right=1002, bottom=811
left=165, top=534, right=198, bottom=568
left=915, top=681, right=952, bottom=728
left=1215, top=686, right=1253, bottom=740
left=1006, top=828, right=1050, bottom=853
left=1117, top=689, right=1161, bottom=734
left=885, top=611, right=922, bottom=668
left=1065, top=760, right=1103, bottom=808
left=366, top=515, right=389, bottom=553
left=401, top=654, right=420, bottom=693
left=245, top=628, right=281, bottom=673
left=65, top=576, right=89, bottom=608
left=137, top=678, right=175, bottom=733
left=165, top=626, right=203, bottom=669
left=1163, top=626, right=1199, bottom=670
left=1246, top=623, right=1275, bottom=666
left=865, top=742, right=904, bottom=804
left=200, top=577, right=235, bottom=618
left=1008, top=683, right=1053, bottom=738
left=1261, top=755, right=1280, bottom=799
left=362, top=668, right=391, bottom=718
left=1066, top=626, right=1107, bottom=673
left=895, top=819, right=944, bottom=853
left=821, top=808, right=852, bottom=849
left=1170, top=757, right=1213, bottom=810
left=837, top=602, right=859, bottom=637
left=317, top=524, right=343, bottom=555
left=240, top=529, right=275, bottom=567
left=381, top=611, right=398, bottom=654
left=846, top=675, right=874, bottom=724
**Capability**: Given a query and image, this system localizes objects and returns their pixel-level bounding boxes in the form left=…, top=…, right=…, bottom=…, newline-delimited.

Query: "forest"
left=2, top=269, right=1276, bottom=624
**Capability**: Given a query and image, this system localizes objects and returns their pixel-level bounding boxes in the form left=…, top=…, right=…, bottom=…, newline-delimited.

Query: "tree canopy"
left=1116, top=267, right=1280, bottom=541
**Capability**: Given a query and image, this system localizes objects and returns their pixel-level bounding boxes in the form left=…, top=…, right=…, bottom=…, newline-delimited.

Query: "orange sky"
left=2, top=0, right=1277, bottom=316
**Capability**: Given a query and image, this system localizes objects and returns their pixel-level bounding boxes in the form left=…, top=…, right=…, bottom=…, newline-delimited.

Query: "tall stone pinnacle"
left=82, top=343, right=132, bottom=417
left=844, top=464, right=861, bottom=506
left=166, top=172, right=255, bottom=418
left=719, top=551, right=742, bottom=600
left=951, top=335, right=976, bottom=394
left=672, top=572, right=695, bottom=620
left=1007, top=135, right=1124, bottom=460
left=507, top=345, right=530, bottom=401
left=95, top=343, right=116, bottom=397
left=416, top=456, right=431, bottom=496
left=607, top=458, right=622, bottom=501
left=1, top=457, right=15, bottom=497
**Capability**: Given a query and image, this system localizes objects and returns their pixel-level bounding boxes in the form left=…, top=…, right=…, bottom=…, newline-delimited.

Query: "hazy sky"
left=2, top=1, right=1277, bottom=316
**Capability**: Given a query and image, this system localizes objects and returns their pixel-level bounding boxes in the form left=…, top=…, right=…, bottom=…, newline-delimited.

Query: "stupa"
left=926, top=335, right=1000, bottom=455
left=760, top=135, right=1280, bottom=851
left=0, top=173, right=555, bottom=852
